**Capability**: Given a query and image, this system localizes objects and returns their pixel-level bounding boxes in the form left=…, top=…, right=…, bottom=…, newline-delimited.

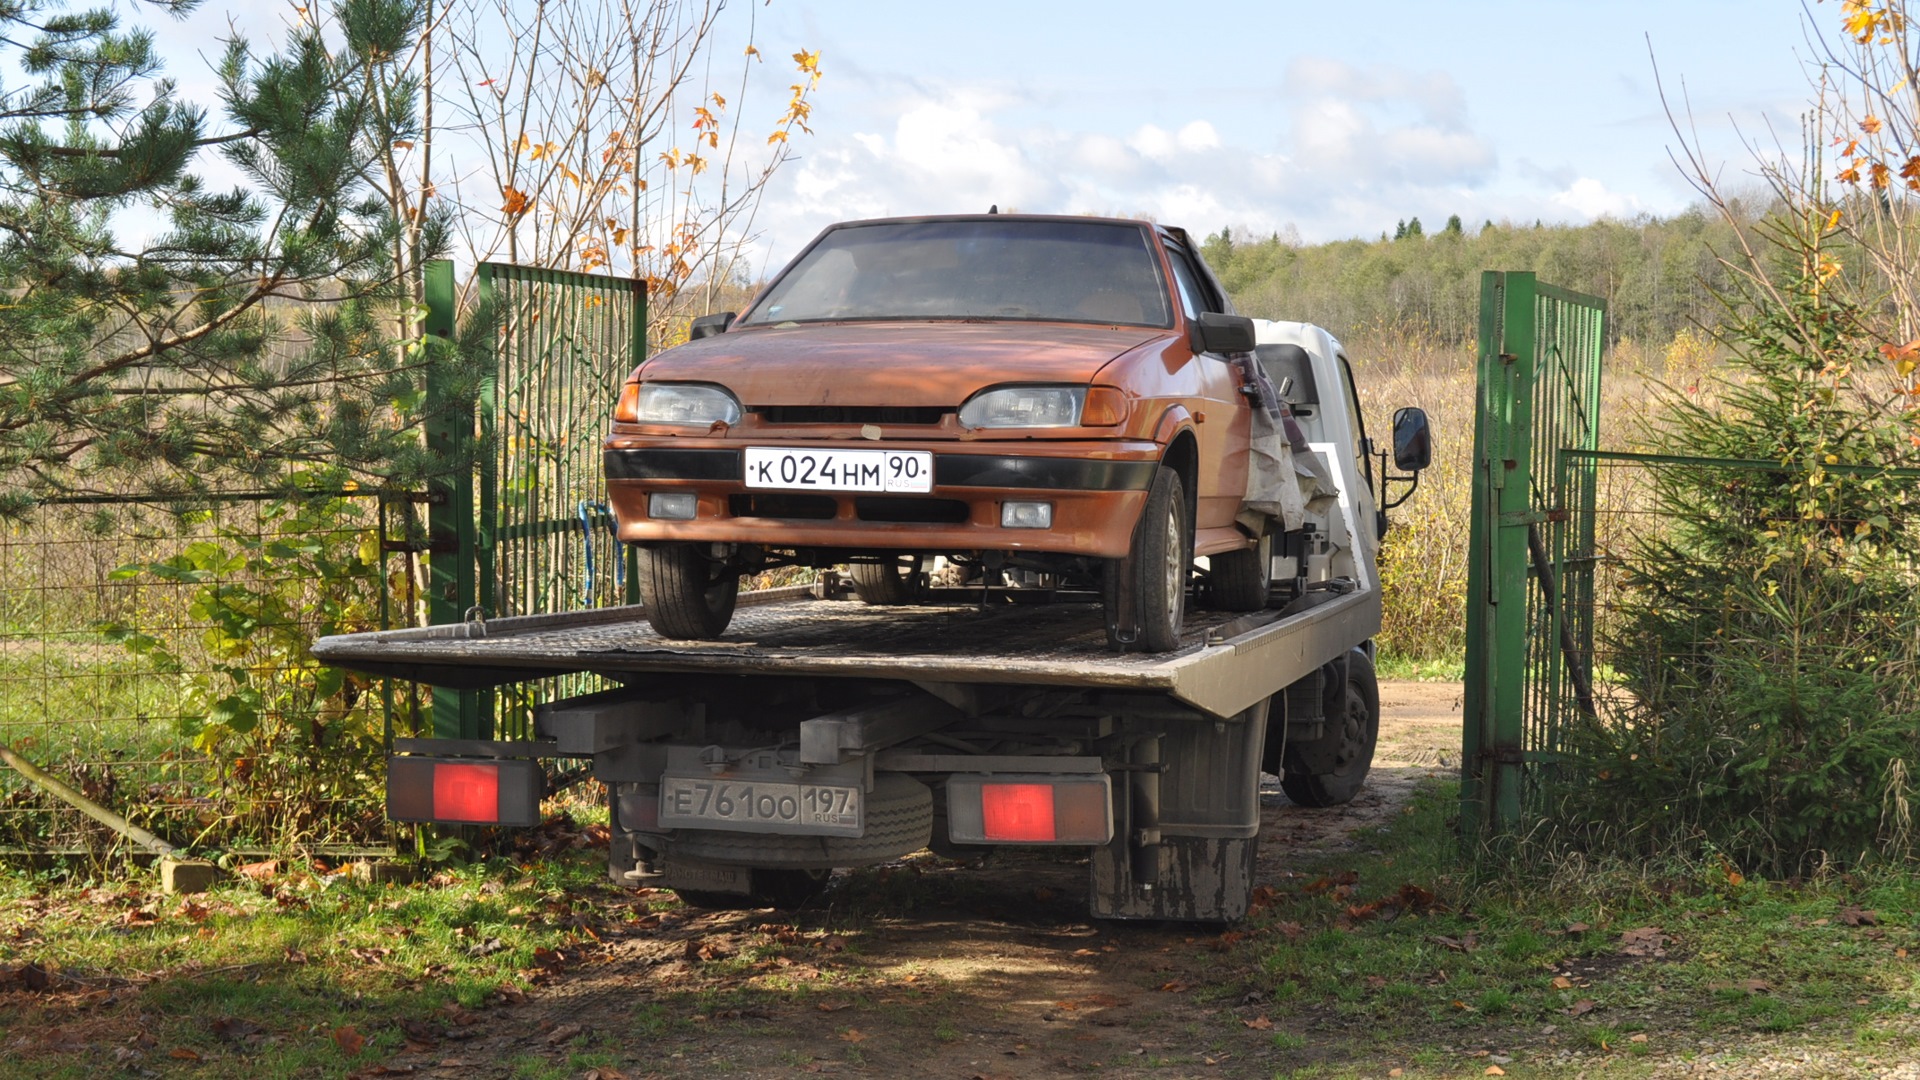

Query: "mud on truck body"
left=314, top=221, right=1431, bottom=922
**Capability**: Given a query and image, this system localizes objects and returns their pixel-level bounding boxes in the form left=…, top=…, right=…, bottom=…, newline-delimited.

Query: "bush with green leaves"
left=1561, top=222, right=1920, bottom=875
left=99, top=489, right=391, bottom=848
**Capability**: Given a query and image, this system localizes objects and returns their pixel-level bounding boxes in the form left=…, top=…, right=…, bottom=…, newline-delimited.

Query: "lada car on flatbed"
left=605, top=214, right=1286, bottom=650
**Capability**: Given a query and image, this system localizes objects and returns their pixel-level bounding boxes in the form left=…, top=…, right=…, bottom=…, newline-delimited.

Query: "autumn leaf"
left=839, top=1028, right=867, bottom=1043
left=1241, top=1016, right=1273, bottom=1030
left=500, top=187, right=530, bottom=217
left=169, top=1048, right=202, bottom=1061
left=1566, top=999, right=1595, bottom=1016
left=332, top=1026, right=366, bottom=1056
left=1552, top=976, right=1574, bottom=990
left=1861, top=114, right=1885, bottom=134
left=233, top=859, right=279, bottom=881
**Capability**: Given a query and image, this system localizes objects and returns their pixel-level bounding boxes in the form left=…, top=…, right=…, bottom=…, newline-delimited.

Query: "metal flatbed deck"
left=313, top=586, right=1379, bottom=718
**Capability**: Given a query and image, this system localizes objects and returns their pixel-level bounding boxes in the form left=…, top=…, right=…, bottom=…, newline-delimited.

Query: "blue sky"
left=134, top=0, right=1828, bottom=267
left=738, top=0, right=1820, bottom=256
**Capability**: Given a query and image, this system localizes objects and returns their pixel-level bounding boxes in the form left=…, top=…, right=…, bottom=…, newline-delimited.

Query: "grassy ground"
left=4, top=783, right=1916, bottom=1078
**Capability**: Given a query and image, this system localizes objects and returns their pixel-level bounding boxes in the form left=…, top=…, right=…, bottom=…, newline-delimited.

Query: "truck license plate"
left=743, top=447, right=933, bottom=493
left=658, top=776, right=864, bottom=836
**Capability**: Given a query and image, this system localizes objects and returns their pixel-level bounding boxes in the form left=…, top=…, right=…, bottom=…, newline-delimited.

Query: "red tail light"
left=982, top=783, right=1056, bottom=841
left=388, top=756, right=543, bottom=826
left=434, top=763, right=501, bottom=823
left=946, top=775, right=1112, bottom=845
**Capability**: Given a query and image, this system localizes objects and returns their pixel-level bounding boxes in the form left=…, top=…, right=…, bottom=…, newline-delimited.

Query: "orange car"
left=605, top=214, right=1273, bottom=650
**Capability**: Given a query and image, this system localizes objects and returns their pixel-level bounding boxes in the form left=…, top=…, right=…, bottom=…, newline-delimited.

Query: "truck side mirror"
left=1190, top=312, right=1255, bottom=355
left=1392, top=407, right=1432, bottom=472
left=690, top=311, right=736, bottom=341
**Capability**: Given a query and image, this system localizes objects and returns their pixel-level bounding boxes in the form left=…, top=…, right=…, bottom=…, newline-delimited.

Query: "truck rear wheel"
left=1207, top=527, right=1272, bottom=611
left=639, top=543, right=739, bottom=639
left=847, top=556, right=925, bottom=605
left=664, top=774, right=933, bottom=870
left=1103, top=467, right=1190, bottom=652
left=1281, top=649, right=1379, bottom=807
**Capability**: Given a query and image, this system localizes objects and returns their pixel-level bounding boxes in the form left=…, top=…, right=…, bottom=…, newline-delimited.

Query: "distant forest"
left=1201, top=205, right=1763, bottom=348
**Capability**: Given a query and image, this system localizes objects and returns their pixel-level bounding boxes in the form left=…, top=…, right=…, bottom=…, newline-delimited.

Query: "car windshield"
left=738, top=219, right=1173, bottom=328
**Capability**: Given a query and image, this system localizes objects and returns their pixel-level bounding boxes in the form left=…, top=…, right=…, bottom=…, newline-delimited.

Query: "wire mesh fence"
left=0, top=492, right=430, bottom=859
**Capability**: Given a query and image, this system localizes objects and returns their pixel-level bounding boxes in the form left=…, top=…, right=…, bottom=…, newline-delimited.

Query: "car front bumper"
left=603, top=440, right=1162, bottom=559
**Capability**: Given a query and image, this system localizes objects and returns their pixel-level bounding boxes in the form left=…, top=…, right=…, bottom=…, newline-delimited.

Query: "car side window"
left=1163, top=246, right=1205, bottom=319
left=1338, top=355, right=1373, bottom=493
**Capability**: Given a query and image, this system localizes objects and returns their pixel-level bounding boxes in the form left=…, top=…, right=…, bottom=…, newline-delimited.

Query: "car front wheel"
left=638, top=542, right=739, bottom=639
left=1102, top=467, right=1191, bottom=652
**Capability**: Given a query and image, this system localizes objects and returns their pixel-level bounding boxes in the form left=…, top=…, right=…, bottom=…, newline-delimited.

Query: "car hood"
left=637, top=322, right=1169, bottom=407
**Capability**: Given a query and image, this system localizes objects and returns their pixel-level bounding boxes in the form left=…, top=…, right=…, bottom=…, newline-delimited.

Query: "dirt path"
left=398, top=682, right=1465, bottom=1079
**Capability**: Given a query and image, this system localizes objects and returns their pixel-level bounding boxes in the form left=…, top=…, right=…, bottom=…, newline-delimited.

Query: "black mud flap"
left=1088, top=834, right=1258, bottom=922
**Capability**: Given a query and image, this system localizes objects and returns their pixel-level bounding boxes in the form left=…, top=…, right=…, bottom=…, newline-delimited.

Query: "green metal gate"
left=422, top=259, right=646, bottom=740
left=1462, top=271, right=1607, bottom=842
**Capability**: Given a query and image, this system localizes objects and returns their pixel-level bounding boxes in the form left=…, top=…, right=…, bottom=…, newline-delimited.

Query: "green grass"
left=1245, top=781, right=1920, bottom=1053
left=1371, top=652, right=1464, bottom=681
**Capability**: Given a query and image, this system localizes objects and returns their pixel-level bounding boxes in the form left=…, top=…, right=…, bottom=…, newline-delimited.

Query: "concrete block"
left=351, top=861, right=420, bottom=885
left=160, top=857, right=218, bottom=895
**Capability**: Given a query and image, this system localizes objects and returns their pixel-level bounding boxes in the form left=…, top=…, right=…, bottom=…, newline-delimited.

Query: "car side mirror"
left=1189, top=312, right=1255, bottom=355
left=1392, top=407, right=1432, bottom=472
left=690, top=312, right=736, bottom=341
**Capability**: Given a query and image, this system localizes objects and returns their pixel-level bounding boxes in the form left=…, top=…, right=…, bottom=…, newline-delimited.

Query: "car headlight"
left=625, top=383, right=742, bottom=427
left=958, top=386, right=1086, bottom=429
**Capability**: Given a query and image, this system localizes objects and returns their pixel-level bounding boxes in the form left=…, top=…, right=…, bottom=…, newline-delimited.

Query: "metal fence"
left=0, top=258, right=648, bottom=859
left=0, top=491, right=427, bottom=858
left=1462, top=270, right=1607, bottom=841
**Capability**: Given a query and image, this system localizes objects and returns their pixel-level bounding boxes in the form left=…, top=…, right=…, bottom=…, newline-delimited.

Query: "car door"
left=1162, top=240, right=1250, bottom=535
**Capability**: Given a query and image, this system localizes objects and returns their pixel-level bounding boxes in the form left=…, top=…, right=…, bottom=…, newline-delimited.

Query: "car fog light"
left=648, top=492, right=697, bottom=520
left=1001, top=501, right=1053, bottom=529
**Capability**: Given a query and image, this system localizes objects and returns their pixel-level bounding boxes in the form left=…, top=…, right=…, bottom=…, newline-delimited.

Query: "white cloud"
left=753, top=58, right=1637, bottom=260
left=1550, top=177, right=1645, bottom=219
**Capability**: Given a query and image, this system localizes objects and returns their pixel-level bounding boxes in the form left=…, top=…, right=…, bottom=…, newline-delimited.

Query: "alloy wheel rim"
left=1162, top=503, right=1184, bottom=619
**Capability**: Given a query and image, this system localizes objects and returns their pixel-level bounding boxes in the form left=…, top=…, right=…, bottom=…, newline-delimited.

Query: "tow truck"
left=315, top=317, right=1428, bottom=923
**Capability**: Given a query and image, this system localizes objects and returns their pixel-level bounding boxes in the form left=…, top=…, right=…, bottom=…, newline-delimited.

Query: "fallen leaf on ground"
left=815, top=1001, right=851, bottom=1012
left=1617, top=927, right=1668, bottom=957
left=1552, top=976, right=1574, bottom=989
left=1630, top=1034, right=1649, bottom=1043
left=1156, top=980, right=1190, bottom=993
left=839, top=1028, right=866, bottom=1043
left=234, top=860, right=279, bottom=882
left=168, top=1048, right=202, bottom=1061
left=1566, top=999, right=1595, bottom=1016
left=1242, top=1016, right=1272, bottom=1030
left=1485, top=1068, right=1506, bottom=1077
left=1839, top=906, right=1879, bottom=927
left=332, top=1026, right=365, bottom=1056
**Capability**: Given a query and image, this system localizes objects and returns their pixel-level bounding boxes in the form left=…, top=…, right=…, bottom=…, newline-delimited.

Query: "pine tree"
left=0, top=0, right=464, bottom=510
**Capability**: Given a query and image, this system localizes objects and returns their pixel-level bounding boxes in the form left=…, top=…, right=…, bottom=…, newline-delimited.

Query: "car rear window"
left=738, top=220, right=1173, bottom=328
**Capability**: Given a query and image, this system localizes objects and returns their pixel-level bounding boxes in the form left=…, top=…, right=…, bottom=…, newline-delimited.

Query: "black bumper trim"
left=604, top=448, right=742, bottom=482
left=605, top=447, right=1155, bottom=492
left=933, top=455, right=1157, bottom=491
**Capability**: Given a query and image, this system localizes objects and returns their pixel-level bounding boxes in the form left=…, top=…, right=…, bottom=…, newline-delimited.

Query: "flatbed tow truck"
left=313, top=319, right=1430, bottom=923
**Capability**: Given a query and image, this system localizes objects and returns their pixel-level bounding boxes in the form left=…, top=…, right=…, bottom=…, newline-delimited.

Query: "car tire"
left=1207, top=527, right=1273, bottom=612
left=665, top=774, right=933, bottom=870
left=674, top=868, right=831, bottom=911
left=638, top=542, right=739, bottom=639
left=1280, top=649, right=1380, bottom=807
left=1102, top=466, right=1191, bottom=652
left=847, top=556, right=924, bottom=605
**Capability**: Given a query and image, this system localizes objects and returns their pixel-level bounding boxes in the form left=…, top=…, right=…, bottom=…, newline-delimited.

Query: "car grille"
left=854, top=497, right=970, bottom=524
left=754, top=405, right=950, bottom=425
left=728, top=494, right=839, bottom=520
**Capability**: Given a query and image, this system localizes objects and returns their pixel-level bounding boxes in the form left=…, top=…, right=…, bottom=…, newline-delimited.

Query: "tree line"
left=1201, top=204, right=1772, bottom=349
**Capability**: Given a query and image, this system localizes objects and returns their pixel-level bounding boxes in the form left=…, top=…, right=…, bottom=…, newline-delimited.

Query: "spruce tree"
left=0, top=0, right=462, bottom=510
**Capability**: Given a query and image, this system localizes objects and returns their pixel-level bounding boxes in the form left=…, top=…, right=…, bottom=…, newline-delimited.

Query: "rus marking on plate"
left=658, top=776, right=865, bottom=836
left=743, top=447, right=932, bottom=494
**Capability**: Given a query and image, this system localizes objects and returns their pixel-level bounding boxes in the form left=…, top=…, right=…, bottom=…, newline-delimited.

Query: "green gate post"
left=1463, top=271, right=1537, bottom=843
left=422, top=258, right=484, bottom=739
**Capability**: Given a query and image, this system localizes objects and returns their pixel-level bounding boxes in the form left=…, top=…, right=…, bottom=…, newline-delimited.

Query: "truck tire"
left=639, top=542, right=738, bottom=639
left=675, top=868, right=830, bottom=911
left=1207, top=527, right=1272, bottom=612
left=1281, top=649, right=1379, bottom=807
left=1103, top=467, right=1190, bottom=652
left=847, top=556, right=924, bottom=605
left=665, top=774, right=933, bottom=870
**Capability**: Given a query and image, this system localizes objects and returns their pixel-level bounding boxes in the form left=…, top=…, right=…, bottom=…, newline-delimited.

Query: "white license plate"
left=659, top=776, right=864, bottom=836
left=743, top=447, right=933, bottom=493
